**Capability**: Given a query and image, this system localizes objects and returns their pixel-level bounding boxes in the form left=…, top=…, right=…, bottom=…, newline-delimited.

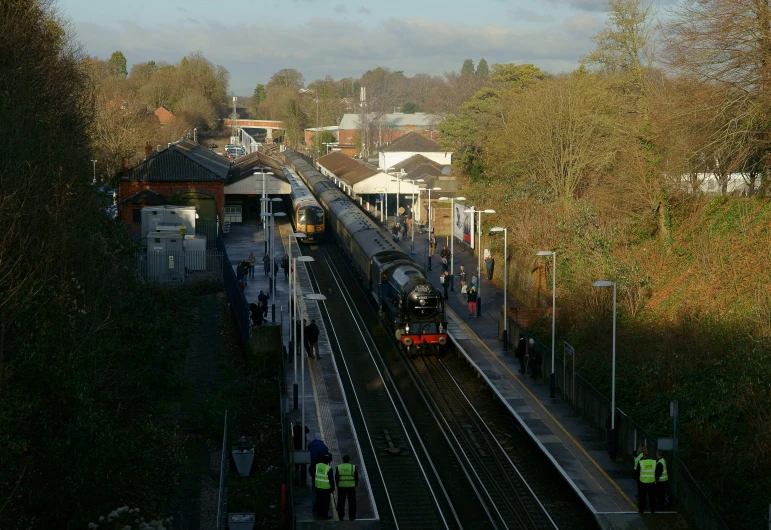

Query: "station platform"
left=225, top=220, right=379, bottom=528
left=389, top=229, right=688, bottom=530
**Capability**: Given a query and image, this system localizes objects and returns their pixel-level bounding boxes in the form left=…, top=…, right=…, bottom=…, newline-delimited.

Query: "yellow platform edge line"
left=450, top=309, right=639, bottom=511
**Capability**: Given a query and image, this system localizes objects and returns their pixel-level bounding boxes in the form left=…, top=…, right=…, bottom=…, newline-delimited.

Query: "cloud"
left=358, top=7, right=371, bottom=15
left=546, top=0, right=609, bottom=12
left=73, top=16, right=600, bottom=93
left=176, top=6, right=187, bottom=13
left=334, top=4, right=347, bottom=13
left=508, top=8, right=554, bottom=23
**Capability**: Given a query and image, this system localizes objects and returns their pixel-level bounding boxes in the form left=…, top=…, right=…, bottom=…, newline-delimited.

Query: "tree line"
left=439, top=2, right=770, bottom=527
left=84, top=50, right=230, bottom=179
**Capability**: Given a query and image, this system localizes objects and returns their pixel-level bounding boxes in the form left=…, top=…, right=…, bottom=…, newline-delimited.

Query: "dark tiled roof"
left=390, top=154, right=442, bottom=173
left=228, top=151, right=289, bottom=185
left=125, top=140, right=230, bottom=182
left=119, top=189, right=169, bottom=206
left=318, top=151, right=380, bottom=186
left=380, top=131, right=442, bottom=153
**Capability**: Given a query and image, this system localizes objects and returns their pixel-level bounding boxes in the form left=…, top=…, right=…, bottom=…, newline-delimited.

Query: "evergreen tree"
left=461, top=58, right=475, bottom=76
left=108, top=50, right=127, bottom=78
left=476, top=58, right=489, bottom=77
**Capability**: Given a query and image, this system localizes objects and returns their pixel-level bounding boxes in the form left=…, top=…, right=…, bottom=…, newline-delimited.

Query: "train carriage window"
left=298, top=211, right=307, bottom=224
left=315, top=210, right=324, bottom=223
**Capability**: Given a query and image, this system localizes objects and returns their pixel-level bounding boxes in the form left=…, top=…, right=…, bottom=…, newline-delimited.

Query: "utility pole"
left=360, top=86, right=367, bottom=160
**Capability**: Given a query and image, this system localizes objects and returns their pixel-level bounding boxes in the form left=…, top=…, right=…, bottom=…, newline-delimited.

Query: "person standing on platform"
left=236, top=262, right=246, bottom=290
left=335, top=454, right=359, bottom=521
left=633, top=444, right=646, bottom=501
left=458, top=264, right=467, bottom=285
left=305, top=319, right=320, bottom=359
left=638, top=449, right=657, bottom=514
left=430, top=232, right=436, bottom=255
left=440, top=246, right=450, bottom=271
left=258, top=290, right=269, bottom=317
left=263, top=252, right=270, bottom=275
left=441, top=271, right=449, bottom=300
left=471, top=272, right=479, bottom=288
left=281, top=254, right=289, bottom=280
left=307, top=433, right=329, bottom=513
left=516, top=334, right=527, bottom=374
left=313, top=457, right=335, bottom=519
left=248, top=251, right=256, bottom=278
left=485, top=254, right=495, bottom=280
left=655, top=450, right=670, bottom=509
left=467, top=284, right=477, bottom=317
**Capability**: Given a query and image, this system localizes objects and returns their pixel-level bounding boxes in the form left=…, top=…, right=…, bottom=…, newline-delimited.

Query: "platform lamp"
left=490, top=227, right=508, bottom=351
left=592, top=280, right=617, bottom=459
left=438, top=195, right=466, bottom=290
left=463, top=207, right=496, bottom=316
left=270, top=208, right=286, bottom=322
left=410, top=178, right=425, bottom=254
left=301, top=293, right=327, bottom=438
left=537, top=250, right=557, bottom=398
left=292, top=255, right=313, bottom=410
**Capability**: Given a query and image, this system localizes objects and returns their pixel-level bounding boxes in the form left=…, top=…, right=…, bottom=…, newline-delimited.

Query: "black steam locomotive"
left=283, top=149, right=447, bottom=355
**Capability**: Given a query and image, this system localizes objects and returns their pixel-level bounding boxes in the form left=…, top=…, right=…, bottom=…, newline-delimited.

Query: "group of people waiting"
left=293, top=421, right=359, bottom=521
left=634, top=445, right=671, bottom=514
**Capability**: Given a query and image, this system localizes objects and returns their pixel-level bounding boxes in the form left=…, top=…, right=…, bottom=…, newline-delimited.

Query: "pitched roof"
left=125, top=140, right=230, bottom=182
left=380, top=131, right=442, bottom=153
left=228, top=150, right=289, bottom=185
left=154, top=106, right=174, bottom=124
left=317, top=151, right=380, bottom=186
left=389, top=154, right=442, bottom=173
left=119, top=189, right=169, bottom=206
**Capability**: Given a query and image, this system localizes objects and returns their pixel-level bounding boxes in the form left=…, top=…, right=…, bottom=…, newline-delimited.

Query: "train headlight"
left=403, top=337, right=413, bottom=346
left=438, top=336, right=447, bottom=346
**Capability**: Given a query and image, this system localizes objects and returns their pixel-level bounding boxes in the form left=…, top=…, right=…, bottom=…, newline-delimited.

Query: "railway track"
left=409, top=355, right=558, bottom=530
left=304, top=245, right=458, bottom=530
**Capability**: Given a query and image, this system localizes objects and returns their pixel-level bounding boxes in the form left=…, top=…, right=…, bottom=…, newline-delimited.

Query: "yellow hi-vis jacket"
left=657, top=458, right=668, bottom=482
left=337, top=463, right=356, bottom=488
left=315, top=463, right=332, bottom=490
left=639, top=458, right=656, bottom=484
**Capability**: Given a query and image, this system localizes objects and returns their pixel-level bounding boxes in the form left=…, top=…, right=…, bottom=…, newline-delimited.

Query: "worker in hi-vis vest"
left=633, top=444, right=646, bottom=501
left=335, top=454, right=359, bottom=521
left=638, top=449, right=657, bottom=514
left=313, top=458, right=335, bottom=519
left=655, top=450, right=670, bottom=509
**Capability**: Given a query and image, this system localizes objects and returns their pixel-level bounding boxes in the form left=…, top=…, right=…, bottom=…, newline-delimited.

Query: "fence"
left=508, top=321, right=729, bottom=530
left=217, top=233, right=251, bottom=346
left=134, top=250, right=224, bottom=284
left=216, top=410, right=228, bottom=530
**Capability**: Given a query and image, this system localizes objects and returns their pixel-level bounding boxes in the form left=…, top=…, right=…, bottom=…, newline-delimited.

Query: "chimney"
left=122, top=156, right=129, bottom=177
left=145, top=141, right=153, bottom=159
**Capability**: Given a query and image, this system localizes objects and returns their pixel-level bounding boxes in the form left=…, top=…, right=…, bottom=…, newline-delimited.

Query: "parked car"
left=209, top=143, right=218, bottom=149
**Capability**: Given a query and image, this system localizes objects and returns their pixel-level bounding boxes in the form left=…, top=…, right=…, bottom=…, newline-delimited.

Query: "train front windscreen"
left=298, top=207, right=324, bottom=240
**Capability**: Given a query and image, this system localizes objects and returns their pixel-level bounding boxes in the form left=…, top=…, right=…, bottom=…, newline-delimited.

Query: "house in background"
left=153, top=106, right=174, bottom=125
left=378, top=132, right=452, bottom=172
left=337, top=112, right=443, bottom=157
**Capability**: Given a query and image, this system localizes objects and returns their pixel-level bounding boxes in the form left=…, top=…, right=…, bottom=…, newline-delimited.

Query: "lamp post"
left=292, top=254, right=313, bottom=410
left=464, top=207, right=496, bottom=316
left=301, top=293, right=327, bottom=439
left=537, top=250, right=557, bottom=398
left=410, top=178, right=425, bottom=254
left=490, top=227, right=508, bottom=351
left=439, top=196, right=466, bottom=290
left=270, top=203, right=285, bottom=322
left=91, top=159, right=97, bottom=184
left=592, top=280, right=617, bottom=459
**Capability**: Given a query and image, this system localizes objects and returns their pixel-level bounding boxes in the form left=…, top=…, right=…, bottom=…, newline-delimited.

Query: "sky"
left=60, top=0, right=677, bottom=95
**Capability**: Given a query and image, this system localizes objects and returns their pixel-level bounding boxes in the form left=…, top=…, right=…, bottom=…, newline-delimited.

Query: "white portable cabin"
left=140, top=206, right=197, bottom=238
left=146, top=232, right=185, bottom=283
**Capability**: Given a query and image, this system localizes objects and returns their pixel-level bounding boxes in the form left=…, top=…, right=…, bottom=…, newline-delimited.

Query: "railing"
left=216, top=410, right=228, bottom=530
left=134, top=250, right=223, bottom=284
left=508, top=320, right=729, bottom=530
left=217, top=233, right=251, bottom=346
